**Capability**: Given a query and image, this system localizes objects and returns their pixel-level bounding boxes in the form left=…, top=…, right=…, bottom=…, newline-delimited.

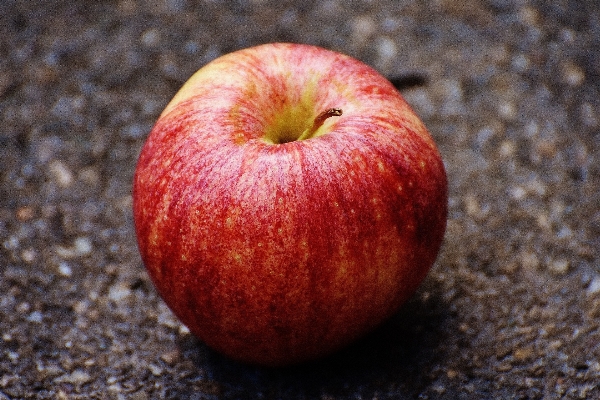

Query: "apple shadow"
left=175, top=276, right=458, bottom=398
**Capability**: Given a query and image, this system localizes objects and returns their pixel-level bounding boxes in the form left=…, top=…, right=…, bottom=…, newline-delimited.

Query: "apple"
left=133, top=43, right=447, bottom=366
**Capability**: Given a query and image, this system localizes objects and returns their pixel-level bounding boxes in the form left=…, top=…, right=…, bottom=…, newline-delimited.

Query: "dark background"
left=1, top=1, right=599, bottom=398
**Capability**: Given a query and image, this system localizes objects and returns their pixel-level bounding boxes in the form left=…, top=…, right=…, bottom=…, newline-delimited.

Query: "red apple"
left=133, top=43, right=447, bottom=366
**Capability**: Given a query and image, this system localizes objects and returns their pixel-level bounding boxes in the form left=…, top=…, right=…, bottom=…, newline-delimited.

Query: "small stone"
left=498, top=101, right=517, bottom=120
left=55, top=370, right=91, bottom=385
left=510, top=186, right=527, bottom=201
left=130, top=390, right=150, bottom=400
left=148, top=363, right=163, bottom=376
left=524, top=377, right=535, bottom=387
left=36, top=363, right=63, bottom=378
left=78, top=167, right=100, bottom=186
left=587, top=276, right=600, bottom=295
left=179, top=325, right=190, bottom=335
left=104, top=263, right=119, bottom=275
left=58, top=262, right=73, bottom=277
left=351, top=15, right=376, bottom=45
left=561, top=62, right=585, bottom=86
left=464, top=194, right=482, bottom=217
left=513, top=347, right=534, bottom=362
left=537, top=213, right=552, bottom=230
left=73, top=300, right=88, bottom=314
left=7, top=351, right=19, bottom=362
left=3, top=236, right=19, bottom=250
left=108, top=283, right=132, bottom=302
left=56, top=237, right=93, bottom=259
left=108, top=383, right=123, bottom=393
left=446, top=369, right=458, bottom=379
left=548, top=259, right=569, bottom=275
left=438, top=79, right=465, bottom=116
left=74, top=237, right=93, bottom=255
left=496, top=362, right=513, bottom=372
left=49, top=160, right=74, bottom=188
left=549, top=340, right=563, bottom=350
left=21, top=248, right=37, bottom=263
left=0, top=374, right=17, bottom=387
left=27, top=311, right=43, bottom=323
left=511, top=54, right=530, bottom=72
left=17, top=302, right=31, bottom=314
left=518, top=6, right=539, bottom=25
left=16, top=206, right=34, bottom=221
left=521, top=251, right=540, bottom=270
left=432, top=384, right=446, bottom=394
left=376, top=36, right=397, bottom=63
left=55, top=246, right=74, bottom=258
left=141, top=28, right=160, bottom=47
left=527, top=179, right=547, bottom=197
left=402, top=88, right=435, bottom=118
left=581, top=102, right=599, bottom=128
left=117, top=0, right=137, bottom=14
left=160, top=350, right=181, bottom=365
left=121, top=123, right=146, bottom=139
left=500, top=140, right=517, bottom=157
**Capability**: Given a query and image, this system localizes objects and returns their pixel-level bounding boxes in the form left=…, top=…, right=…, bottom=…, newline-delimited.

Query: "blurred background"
left=1, top=1, right=599, bottom=398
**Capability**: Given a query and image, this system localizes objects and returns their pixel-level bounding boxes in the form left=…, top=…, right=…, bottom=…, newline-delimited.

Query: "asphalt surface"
left=1, top=1, right=599, bottom=399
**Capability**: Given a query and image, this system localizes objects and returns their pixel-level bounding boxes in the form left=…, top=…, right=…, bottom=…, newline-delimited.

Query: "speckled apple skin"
left=133, top=43, right=447, bottom=366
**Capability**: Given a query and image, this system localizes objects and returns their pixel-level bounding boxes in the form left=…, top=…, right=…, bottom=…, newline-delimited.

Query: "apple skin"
left=133, top=43, right=447, bottom=366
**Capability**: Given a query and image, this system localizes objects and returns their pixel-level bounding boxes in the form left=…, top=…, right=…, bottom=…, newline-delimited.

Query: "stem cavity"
left=297, top=108, right=343, bottom=141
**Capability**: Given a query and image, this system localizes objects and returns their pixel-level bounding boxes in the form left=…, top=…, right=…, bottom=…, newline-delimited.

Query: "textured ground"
left=1, top=1, right=599, bottom=399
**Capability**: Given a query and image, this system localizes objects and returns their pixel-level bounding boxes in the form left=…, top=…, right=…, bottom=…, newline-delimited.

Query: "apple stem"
left=298, top=108, right=343, bottom=141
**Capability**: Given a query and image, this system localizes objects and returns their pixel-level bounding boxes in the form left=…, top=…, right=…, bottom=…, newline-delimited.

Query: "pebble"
left=26, top=311, right=43, bottom=323
left=121, top=123, right=147, bottom=139
left=49, top=160, right=74, bottom=188
left=78, top=167, right=100, bottom=186
left=580, top=102, right=599, bottom=128
left=20, top=248, right=36, bottom=263
left=376, top=36, right=398, bottom=64
left=587, top=276, right=600, bottom=295
left=437, top=79, right=465, bottom=116
left=157, top=309, right=179, bottom=329
left=510, top=186, right=527, bottom=201
left=58, top=262, right=73, bottom=277
left=36, top=363, right=63, bottom=379
left=521, top=251, right=540, bottom=270
left=511, top=53, right=530, bottom=72
left=107, top=383, right=123, bottom=393
left=160, top=350, right=181, bottom=365
left=548, top=259, right=570, bottom=275
left=56, top=237, right=93, bottom=259
left=16, top=302, right=31, bottom=314
left=497, top=362, right=513, bottom=372
left=498, top=101, right=517, bottom=120
left=148, top=363, right=163, bottom=376
left=141, top=29, right=160, bottom=47
left=561, top=61, right=585, bottom=86
left=16, top=206, right=34, bottom=221
left=3, top=236, right=19, bottom=251
left=351, top=15, right=376, bottom=45
left=513, top=347, right=534, bottom=362
left=108, top=283, right=132, bottom=302
left=55, top=370, right=92, bottom=385
left=74, top=237, right=93, bottom=255
left=402, top=88, right=435, bottom=118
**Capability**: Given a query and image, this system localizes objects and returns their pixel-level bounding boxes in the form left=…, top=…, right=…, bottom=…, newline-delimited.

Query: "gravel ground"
left=1, top=1, right=599, bottom=399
